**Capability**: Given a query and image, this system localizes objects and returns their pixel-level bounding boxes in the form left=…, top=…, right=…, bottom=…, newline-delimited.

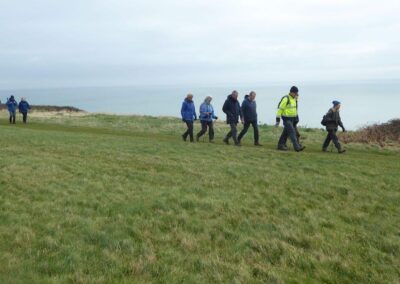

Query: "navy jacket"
left=181, top=99, right=197, bottom=121
left=241, top=98, right=257, bottom=122
left=222, top=95, right=242, bottom=124
left=6, top=99, right=18, bottom=112
left=19, top=101, right=30, bottom=113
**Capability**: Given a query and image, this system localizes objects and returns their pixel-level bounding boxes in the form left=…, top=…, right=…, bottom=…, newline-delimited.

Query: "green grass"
left=0, top=112, right=399, bottom=283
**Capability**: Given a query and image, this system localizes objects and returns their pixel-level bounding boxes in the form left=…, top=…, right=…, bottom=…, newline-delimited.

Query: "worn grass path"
left=0, top=113, right=399, bottom=283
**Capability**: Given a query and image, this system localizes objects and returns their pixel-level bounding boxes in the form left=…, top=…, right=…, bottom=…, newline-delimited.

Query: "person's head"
left=186, top=93, right=194, bottom=101
left=332, top=100, right=341, bottom=111
left=21, top=97, right=26, bottom=102
left=204, top=96, right=212, bottom=104
left=249, top=91, right=256, bottom=101
left=10, top=95, right=15, bottom=101
left=289, top=86, right=299, bottom=98
left=231, top=90, right=238, bottom=100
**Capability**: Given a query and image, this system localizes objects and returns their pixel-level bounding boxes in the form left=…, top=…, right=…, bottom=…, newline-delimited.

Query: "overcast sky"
left=1, top=0, right=399, bottom=88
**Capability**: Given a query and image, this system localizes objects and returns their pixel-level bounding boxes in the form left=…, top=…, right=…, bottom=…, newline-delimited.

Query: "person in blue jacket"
left=18, top=97, right=31, bottom=124
left=196, top=96, right=218, bottom=142
left=6, top=95, right=18, bottom=124
left=181, top=94, right=197, bottom=142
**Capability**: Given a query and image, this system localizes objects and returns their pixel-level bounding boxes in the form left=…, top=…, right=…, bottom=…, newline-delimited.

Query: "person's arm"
left=338, top=113, right=345, bottom=131
left=193, top=105, right=197, bottom=120
left=180, top=102, right=186, bottom=120
left=222, top=100, right=230, bottom=115
left=211, top=107, right=218, bottom=120
left=275, top=97, right=288, bottom=126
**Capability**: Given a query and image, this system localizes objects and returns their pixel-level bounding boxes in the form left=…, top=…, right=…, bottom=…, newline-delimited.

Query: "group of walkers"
left=181, top=86, right=347, bottom=153
left=1, top=95, right=31, bottom=124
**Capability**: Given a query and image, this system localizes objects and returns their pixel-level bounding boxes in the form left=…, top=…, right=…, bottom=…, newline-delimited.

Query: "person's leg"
left=23, top=112, right=27, bottom=123
left=224, top=122, right=234, bottom=144
left=278, top=126, right=288, bottom=149
left=196, top=121, right=207, bottom=141
left=9, top=112, right=12, bottom=124
left=230, top=123, right=239, bottom=145
left=187, top=121, right=194, bottom=142
left=208, top=122, right=214, bottom=141
left=12, top=112, right=16, bottom=124
left=251, top=121, right=260, bottom=144
left=238, top=121, right=250, bottom=143
left=322, top=130, right=332, bottom=150
left=284, top=120, right=301, bottom=150
left=331, top=130, right=342, bottom=151
left=182, top=120, right=190, bottom=141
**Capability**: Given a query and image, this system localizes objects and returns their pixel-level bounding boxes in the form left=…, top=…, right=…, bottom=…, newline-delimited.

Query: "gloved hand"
left=275, top=117, right=280, bottom=127
left=182, top=118, right=185, bottom=122
left=342, top=128, right=346, bottom=132
left=194, top=118, right=198, bottom=121
left=215, top=116, right=218, bottom=120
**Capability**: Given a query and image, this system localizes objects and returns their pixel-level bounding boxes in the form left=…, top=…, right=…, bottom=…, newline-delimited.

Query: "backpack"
left=277, top=95, right=298, bottom=110
left=321, top=114, right=328, bottom=126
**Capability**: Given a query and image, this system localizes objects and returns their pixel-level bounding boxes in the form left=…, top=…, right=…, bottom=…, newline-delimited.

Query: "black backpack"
left=277, top=95, right=298, bottom=110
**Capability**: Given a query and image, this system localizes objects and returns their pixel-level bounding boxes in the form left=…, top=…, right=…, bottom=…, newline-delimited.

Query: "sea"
left=1, top=81, right=399, bottom=130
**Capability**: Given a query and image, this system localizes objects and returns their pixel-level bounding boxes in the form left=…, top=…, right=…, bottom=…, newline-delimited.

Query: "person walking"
left=18, top=97, right=31, bottom=124
left=275, top=86, right=305, bottom=152
left=196, top=96, right=218, bottom=143
left=222, top=90, right=243, bottom=146
left=6, top=95, right=18, bottom=124
left=322, top=101, right=346, bottom=153
left=238, top=91, right=262, bottom=146
left=181, top=94, right=197, bottom=142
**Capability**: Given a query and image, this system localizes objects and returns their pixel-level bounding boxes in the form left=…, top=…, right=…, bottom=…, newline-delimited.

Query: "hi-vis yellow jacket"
left=276, top=94, right=298, bottom=118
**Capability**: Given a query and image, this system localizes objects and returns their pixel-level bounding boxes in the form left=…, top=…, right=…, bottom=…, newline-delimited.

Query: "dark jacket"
left=181, top=99, right=197, bottom=121
left=222, top=95, right=242, bottom=124
left=241, top=97, right=257, bottom=122
left=325, top=108, right=344, bottom=131
left=18, top=101, right=30, bottom=113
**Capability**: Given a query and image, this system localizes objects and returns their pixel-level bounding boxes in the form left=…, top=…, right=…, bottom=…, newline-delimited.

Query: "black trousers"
left=238, top=121, right=259, bottom=143
left=197, top=121, right=214, bottom=141
left=278, top=119, right=301, bottom=150
left=9, top=112, right=16, bottom=124
left=225, top=123, right=238, bottom=144
left=279, top=122, right=300, bottom=147
left=323, top=129, right=341, bottom=150
left=182, top=120, right=194, bottom=142
left=22, top=112, right=28, bottom=123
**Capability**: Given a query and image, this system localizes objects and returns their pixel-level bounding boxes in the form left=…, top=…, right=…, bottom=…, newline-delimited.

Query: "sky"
left=1, top=0, right=399, bottom=88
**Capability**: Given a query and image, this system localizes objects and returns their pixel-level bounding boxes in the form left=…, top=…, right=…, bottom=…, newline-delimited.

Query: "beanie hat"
left=332, top=100, right=341, bottom=107
left=290, top=86, right=299, bottom=93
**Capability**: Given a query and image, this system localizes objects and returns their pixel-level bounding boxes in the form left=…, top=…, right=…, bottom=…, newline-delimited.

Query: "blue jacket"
left=181, top=99, right=197, bottom=121
left=199, top=102, right=217, bottom=122
left=6, top=99, right=18, bottom=113
left=19, top=101, right=30, bottom=113
left=241, top=98, right=257, bottom=122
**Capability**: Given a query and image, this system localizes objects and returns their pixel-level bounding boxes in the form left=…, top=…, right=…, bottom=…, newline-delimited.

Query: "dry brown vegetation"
left=340, top=119, right=400, bottom=146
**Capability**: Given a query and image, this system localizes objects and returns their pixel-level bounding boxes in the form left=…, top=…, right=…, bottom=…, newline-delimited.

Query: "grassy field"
left=0, top=111, right=399, bottom=283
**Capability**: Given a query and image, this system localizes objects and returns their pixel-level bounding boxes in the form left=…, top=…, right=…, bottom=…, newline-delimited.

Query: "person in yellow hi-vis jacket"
left=275, top=86, right=305, bottom=152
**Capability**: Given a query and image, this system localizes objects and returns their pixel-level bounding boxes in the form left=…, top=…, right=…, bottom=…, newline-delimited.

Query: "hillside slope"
left=0, top=113, right=399, bottom=283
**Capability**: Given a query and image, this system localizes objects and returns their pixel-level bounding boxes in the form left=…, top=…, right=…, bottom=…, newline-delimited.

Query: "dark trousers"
left=323, top=129, right=341, bottom=150
left=22, top=112, right=28, bottom=123
left=183, top=120, right=194, bottom=142
left=197, top=121, right=214, bottom=141
left=225, top=123, right=238, bottom=144
left=9, top=111, right=16, bottom=124
left=278, top=119, right=301, bottom=150
left=238, top=121, right=259, bottom=144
